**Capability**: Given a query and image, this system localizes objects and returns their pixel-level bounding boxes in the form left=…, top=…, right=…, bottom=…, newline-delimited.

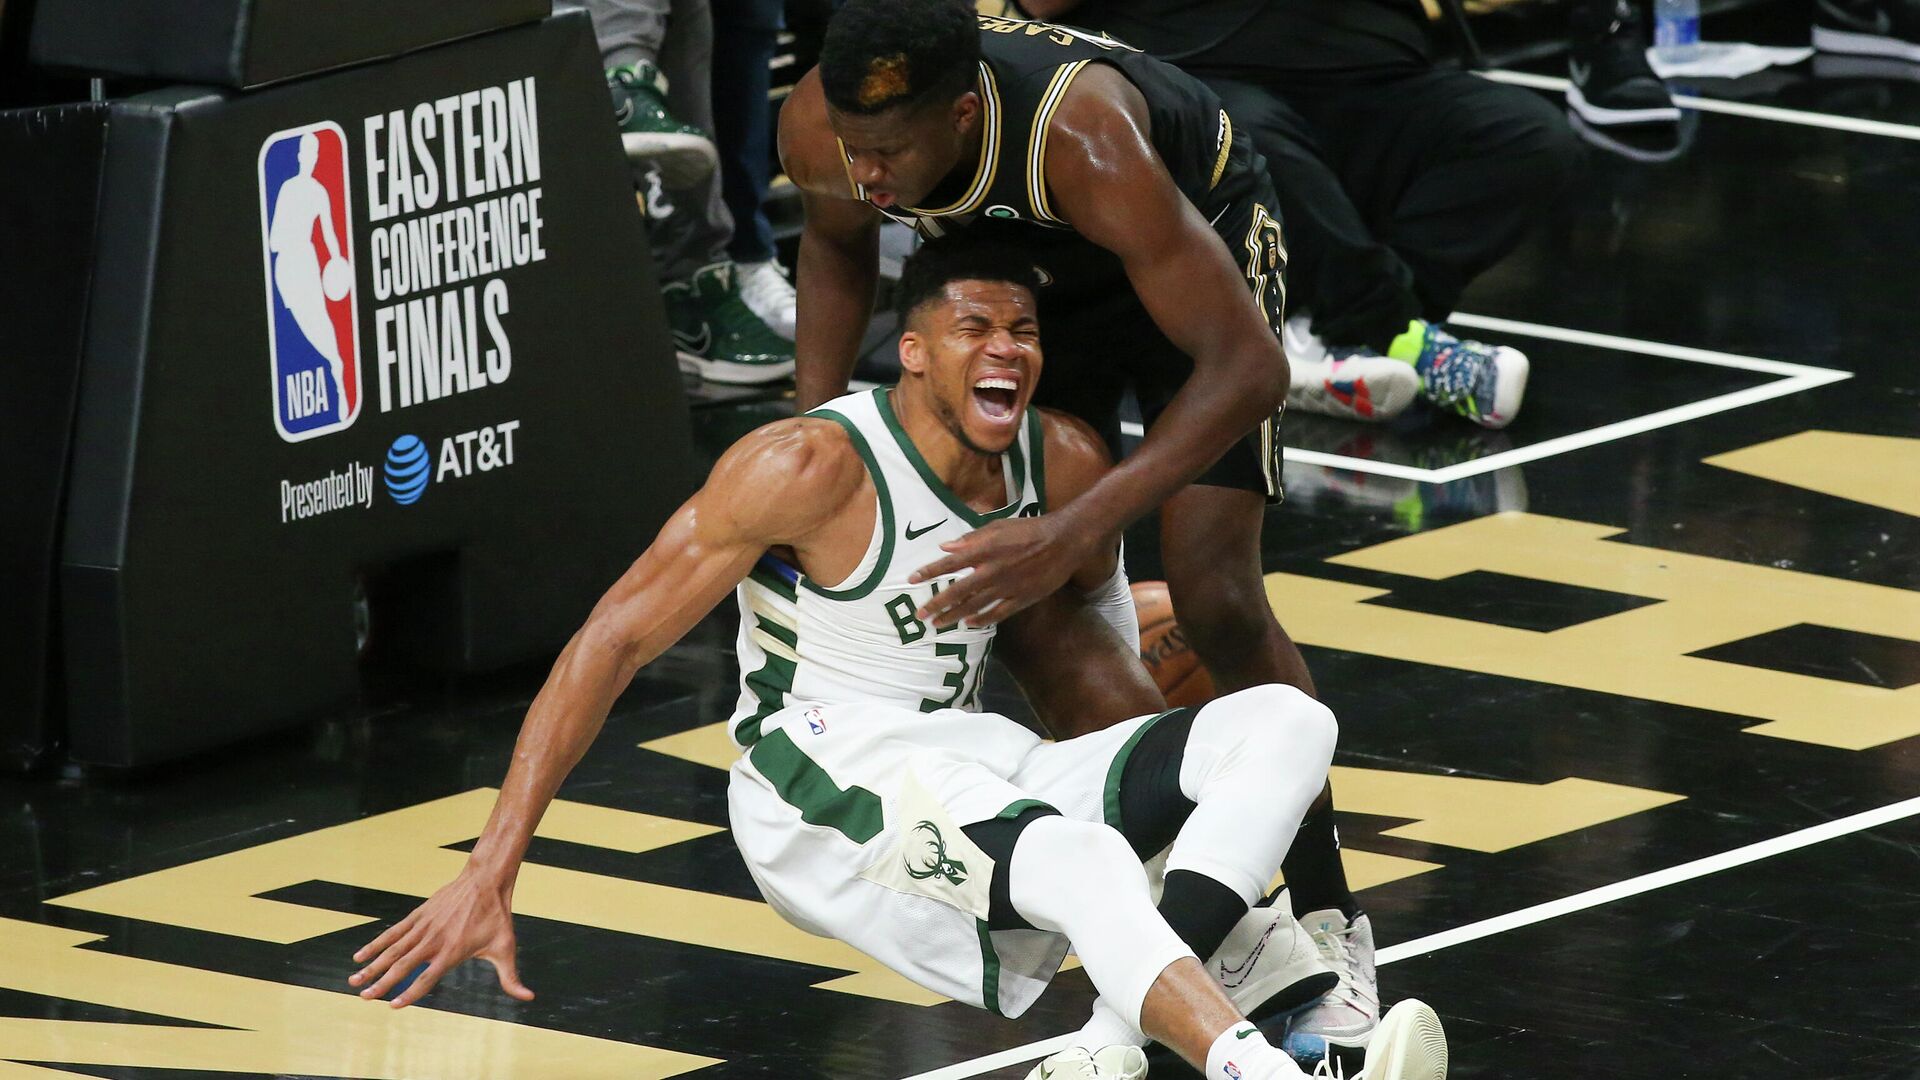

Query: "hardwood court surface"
left=4, top=9, right=1918, bottom=1077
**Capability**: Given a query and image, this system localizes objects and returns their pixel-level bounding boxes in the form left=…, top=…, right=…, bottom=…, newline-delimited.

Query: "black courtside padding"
left=29, top=0, right=551, bottom=89
left=0, top=101, right=110, bottom=769
left=57, top=10, right=697, bottom=767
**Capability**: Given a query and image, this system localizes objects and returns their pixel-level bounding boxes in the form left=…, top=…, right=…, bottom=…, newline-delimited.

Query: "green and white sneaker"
left=667, top=262, right=795, bottom=385
left=607, top=60, right=717, bottom=187
left=1389, top=320, right=1529, bottom=430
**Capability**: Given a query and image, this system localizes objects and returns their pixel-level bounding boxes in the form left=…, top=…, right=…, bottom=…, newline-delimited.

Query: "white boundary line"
left=902, top=794, right=1920, bottom=1080
left=1481, top=68, right=1920, bottom=142
left=1120, top=317, right=1851, bottom=484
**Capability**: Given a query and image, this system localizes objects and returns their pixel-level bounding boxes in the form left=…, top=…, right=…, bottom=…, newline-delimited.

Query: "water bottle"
left=1652, top=0, right=1702, bottom=64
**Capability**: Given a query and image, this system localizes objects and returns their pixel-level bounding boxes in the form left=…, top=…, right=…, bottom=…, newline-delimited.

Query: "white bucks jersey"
left=727, top=388, right=1046, bottom=749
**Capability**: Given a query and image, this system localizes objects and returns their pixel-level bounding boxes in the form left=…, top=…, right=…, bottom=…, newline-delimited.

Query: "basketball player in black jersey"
left=779, top=1, right=1393, bottom=1072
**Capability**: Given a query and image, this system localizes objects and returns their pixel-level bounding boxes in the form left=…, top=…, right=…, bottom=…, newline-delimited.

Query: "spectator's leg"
left=579, top=0, right=669, bottom=68
left=655, top=0, right=736, bottom=279
left=711, top=0, right=781, bottom=266
left=1306, top=69, right=1582, bottom=326
left=1203, top=76, right=1420, bottom=354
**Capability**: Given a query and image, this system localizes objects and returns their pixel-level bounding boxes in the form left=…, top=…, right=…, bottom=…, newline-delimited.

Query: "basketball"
left=1132, top=580, right=1215, bottom=708
left=321, top=258, right=351, bottom=301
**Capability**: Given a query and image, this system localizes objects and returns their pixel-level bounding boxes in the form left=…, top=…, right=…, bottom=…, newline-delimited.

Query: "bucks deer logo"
left=903, top=820, right=969, bottom=886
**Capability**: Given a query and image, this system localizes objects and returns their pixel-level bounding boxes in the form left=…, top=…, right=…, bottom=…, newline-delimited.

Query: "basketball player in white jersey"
left=268, top=132, right=350, bottom=411
left=348, top=240, right=1446, bottom=1080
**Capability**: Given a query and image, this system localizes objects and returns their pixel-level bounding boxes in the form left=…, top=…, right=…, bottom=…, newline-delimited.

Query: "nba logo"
left=258, top=121, right=362, bottom=442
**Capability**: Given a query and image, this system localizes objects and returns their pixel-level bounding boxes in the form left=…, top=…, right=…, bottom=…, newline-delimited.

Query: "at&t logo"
left=385, top=435, right=430, bottom=505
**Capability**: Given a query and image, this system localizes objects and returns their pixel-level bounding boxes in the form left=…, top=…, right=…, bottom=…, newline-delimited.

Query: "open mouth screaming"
left=972, top=374, right=1020, bottom=423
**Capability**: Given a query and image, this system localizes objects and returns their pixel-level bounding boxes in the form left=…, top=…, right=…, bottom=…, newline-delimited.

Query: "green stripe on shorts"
left=748, top=728, right=883, bottom=844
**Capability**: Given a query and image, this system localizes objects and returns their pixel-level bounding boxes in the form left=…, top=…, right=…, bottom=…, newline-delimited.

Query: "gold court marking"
left=1704, top=429, right=1920, bottom=517
left=0, top=919, right=716, bottom=1079
left=50, top=789, right=943, bottom=1006
left=1272, top=511, right=1920, bottom=750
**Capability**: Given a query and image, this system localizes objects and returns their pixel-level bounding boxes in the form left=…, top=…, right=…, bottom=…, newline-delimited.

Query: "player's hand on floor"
left=912, top=514, right=1095, bottom=629
left=349, top=870, right=533, bottom=1008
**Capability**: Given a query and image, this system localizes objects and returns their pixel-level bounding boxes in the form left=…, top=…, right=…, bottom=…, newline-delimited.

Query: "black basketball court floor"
left=5, top=8, right=1918, bottom=1078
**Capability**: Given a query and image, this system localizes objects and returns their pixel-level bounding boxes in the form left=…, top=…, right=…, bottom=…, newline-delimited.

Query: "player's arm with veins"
left=996, top=410, right=1166, bottom=739
left=782, top=79, right=884, bottom=411
left=1042, top=68, right=1288, bottom=541
left=348, top=419, right=865, bottom=1008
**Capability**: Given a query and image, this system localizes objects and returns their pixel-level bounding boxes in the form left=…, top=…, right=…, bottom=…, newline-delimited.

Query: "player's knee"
left=1169, top=578, right=1276, bottom=664
left=1009, top=817, right=1144, bottom=928
left=1198, top=684, right=1338, bottom=781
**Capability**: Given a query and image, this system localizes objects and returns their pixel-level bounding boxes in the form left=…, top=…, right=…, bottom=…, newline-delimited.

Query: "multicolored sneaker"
left=607, top=61, right=717, bottom=187
left=1283, top=317, right=1422, bottom=423
left=668, top=262, right=795, bottom=385
left=1284, top=909, right=1380, bottom=1073
left=1389, top=320, right=1529, bottom=429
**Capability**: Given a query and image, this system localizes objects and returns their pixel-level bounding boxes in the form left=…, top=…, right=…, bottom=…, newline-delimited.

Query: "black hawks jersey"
left=839, top=14, right=1263, bottom=241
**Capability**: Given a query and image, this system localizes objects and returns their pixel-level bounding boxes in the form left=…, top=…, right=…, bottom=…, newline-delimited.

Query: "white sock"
left=1071, top=996, right=1148, bottom=1051
left=1206, top=1022, right=1305, bottom=1080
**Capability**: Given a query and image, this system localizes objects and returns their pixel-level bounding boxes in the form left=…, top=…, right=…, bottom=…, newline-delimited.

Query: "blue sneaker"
left=1389, top=320, right=1530, bottom=429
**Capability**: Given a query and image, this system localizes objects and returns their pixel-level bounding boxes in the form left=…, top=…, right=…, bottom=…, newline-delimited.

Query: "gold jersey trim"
left=1210, top=109, right=1233, bottom=191
left=1027, top=59, right=1090, bottom=226
left=901, top=62, right=1003, bottom=219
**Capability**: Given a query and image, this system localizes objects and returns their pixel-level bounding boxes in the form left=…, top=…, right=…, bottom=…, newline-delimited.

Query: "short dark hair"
left=894, top=237, right=1041, bottom=327
left=820, top=0, right=980, bottom=116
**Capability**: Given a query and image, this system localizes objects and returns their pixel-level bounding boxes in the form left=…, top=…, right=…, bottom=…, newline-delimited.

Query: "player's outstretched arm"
left=782, top=72, right=884, bottom=410
left=349, top=419, right=865, bottom=1008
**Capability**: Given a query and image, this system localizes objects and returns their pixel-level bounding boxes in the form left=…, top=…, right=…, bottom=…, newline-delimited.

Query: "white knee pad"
left=1008, top=816, right=1192, bottom=1029
left=1165, top=684, right=1337, bottom=904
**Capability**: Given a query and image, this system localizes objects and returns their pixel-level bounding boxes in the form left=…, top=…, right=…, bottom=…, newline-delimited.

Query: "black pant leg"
left=710, top=0, right=782, bottom=264
left=1203, top=75, right=1422, bottom=352
left=1294, top=68, right=1584, bottom=327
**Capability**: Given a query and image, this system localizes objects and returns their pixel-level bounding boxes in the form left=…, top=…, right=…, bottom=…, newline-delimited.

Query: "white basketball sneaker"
left=1023, top=1045, right=1147, bottom=1079
left=1212, top=903, right=1340, bottom=1023
left=1285, top=908, right=1380, bottom=1067
left=1283, top=317, right=1422, bottom=423
left=1338, top=998, right=1447, bottom=1080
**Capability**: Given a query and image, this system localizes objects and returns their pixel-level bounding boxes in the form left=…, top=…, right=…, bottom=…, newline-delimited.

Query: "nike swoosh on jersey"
left=905, top=519, right=949, bottom=540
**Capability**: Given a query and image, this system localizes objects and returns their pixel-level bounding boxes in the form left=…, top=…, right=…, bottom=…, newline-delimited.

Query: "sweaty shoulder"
left=1038, top=408, right=1113, bottom=507
left=1044, top=62, right=1153, bottom=177
left=776, top=71, right=851, bottom=199
left=709, top=417, right=870, bottom=542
